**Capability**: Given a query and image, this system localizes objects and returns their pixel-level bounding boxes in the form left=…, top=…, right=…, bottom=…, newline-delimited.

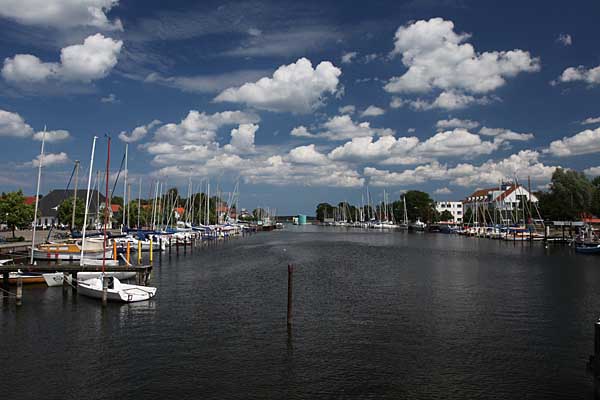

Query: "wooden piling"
left=137, top=241, right=142, bottom=265
left=287, top=264, right=293, bottom=326
left=149, top=236, right=153, bottom=264
left=126, top=241, right=131, bottom=264
left=63, top=272, right=69, bottom=295
left=2, top=271, right=8, bottom=302
left=169, top=237, right=172, bottom=254
left=112, top=241, right=117, bottom=260
left=71, top=272, right=77, bottom=293
left=102, top=277, right=108, bottom=306
left=16, top=276, right=23, bottom=306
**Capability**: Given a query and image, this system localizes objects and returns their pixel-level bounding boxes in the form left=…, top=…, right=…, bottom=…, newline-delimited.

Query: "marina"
left=1, top=1, right=600, bottom=398
left=2, top=226, right=600, bottom=399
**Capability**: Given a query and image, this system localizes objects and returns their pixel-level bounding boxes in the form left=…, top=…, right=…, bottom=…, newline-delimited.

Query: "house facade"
left=435, top=201, right=463, bottom=222
left=463, top=183, right=540, bottom=224
left=36, top=189, right=107, bottom=228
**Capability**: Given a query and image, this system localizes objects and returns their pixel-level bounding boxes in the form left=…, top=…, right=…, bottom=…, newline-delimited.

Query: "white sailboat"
left=76, top=136, right=157, bottom=303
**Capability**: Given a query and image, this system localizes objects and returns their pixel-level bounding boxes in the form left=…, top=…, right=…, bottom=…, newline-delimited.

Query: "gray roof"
left=38, top=189, right=105, bottom=218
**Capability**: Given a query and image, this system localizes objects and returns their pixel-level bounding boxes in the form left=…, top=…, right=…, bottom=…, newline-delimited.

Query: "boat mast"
left=80, top=136, right=97, bottom=266
left=71, top=160, right=80, bottom=231
left=30, top=127, right=46, bottom=265
left=122, top=143, right=128, bottom=230
left=102, top=136, right=111, bottom=272
left=137, top=178, right=141, bottom=229
left=206, top=181, right=210, bottom=225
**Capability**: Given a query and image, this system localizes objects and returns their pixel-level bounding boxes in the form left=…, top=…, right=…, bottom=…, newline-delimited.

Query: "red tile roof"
left=111, top=204, right=121, bottom=212
left=24, top=196, right=37, bottom=205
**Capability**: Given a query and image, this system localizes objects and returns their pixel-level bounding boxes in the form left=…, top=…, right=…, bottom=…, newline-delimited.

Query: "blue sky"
left=1, top=0, right=599, bottom=214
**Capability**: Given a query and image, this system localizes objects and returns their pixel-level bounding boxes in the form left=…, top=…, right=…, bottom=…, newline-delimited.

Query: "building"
left=36, top=189, right=106, bottom=228
left=435, top=201, right=463, bottom=223
left=463, top=183, right=539, bottom=223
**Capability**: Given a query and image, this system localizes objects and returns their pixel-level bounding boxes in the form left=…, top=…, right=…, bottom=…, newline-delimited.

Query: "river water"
left=1, top=225, right=599, bottom=399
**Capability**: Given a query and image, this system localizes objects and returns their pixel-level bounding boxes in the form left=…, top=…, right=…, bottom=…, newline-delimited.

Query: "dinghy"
left=78, top=275, right=156, bottom=302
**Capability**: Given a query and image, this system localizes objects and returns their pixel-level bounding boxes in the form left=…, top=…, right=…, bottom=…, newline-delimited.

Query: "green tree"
left=591, top=176, right=600, bottom=217
left=0, top=190, right=34, bottom=238
left=316, top=203, right=335, bottom=222
left=56, top=197, right=85, bottom=229
left=394, top=190, right=436, bottom=223
left=439, top=210, right=454, bottom=221
left=253, top=208, right=266, bottom=221
left=538, top=168, right=594, bottom=220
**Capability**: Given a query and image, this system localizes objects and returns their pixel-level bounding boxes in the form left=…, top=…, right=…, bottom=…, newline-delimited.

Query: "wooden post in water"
left=16, top=276, right=23, bottom=306
left=112, top=241, right=117, bottom=260
left=137, top=241, right=142, bottom=265
left=2, top=272, right=8, bottom=302
left=102, top=277, right=108, bottom=306
left=169, top=237, right=172, bottom=255
left=126, top=241, right=131, bottom=264
left=149, top=236, right=153, bottom=264
left=71, top=272, right=77, bottom=294
left=287, top=264, right=294, bottom=326
left=63, top=272, right=69, bottom=296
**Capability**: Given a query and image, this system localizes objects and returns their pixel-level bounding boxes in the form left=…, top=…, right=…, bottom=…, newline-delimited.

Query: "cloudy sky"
left=1, top=0, right=599, bottom=214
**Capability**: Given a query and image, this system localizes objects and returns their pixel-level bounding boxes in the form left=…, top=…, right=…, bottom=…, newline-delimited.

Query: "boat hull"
left=43, top=271, right=136, bottom=287
left=78, top=277, right=157, bottom=302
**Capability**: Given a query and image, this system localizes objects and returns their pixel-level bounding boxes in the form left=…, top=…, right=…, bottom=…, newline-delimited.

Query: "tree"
left=395, top=190, right=436, bottom=223
left=316, top=203, right=335, bottom=222
left=57, top=197, right=85, bottom=229
left=439, top=210, right=454, bottom=222
left=0, top=190, right=34, bottom=238
left=538, top=168, right=595, bottom=220
left=592, top=176, right=600, bottom=217
left=253, top=208, right=266, bottom=221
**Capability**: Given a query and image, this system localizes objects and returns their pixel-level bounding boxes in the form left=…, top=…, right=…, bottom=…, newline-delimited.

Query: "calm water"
left=1, top=226, right=599, bottom=399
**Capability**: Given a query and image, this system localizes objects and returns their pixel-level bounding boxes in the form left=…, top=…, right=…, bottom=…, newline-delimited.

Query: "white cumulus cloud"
left=0, top=0, right=122, bottom=30
left=360, top=105, right=385, bottom=117
left=385, top=18, right=540, bottom=95
left=288, top=144, right=329, bottom=165
left=436, top=118, right=479, bottom=130
left=581, top=117, right=600, bottom=125
left=555, top=65, right=600, bottom=86
left=33, top=130, right=70, bottom=142
left=0, top=109, right=34, bottom=137
left=544, top=127, right=600, bottom=157
left=214, top=57, right=341, bottom=113
left=31, top=152, right=69, bottom=167
left=479, top=126, right=534, bottom=142
left=2, top=34, right=123, bottom=84
left=118, top=120, right=161, bottom=143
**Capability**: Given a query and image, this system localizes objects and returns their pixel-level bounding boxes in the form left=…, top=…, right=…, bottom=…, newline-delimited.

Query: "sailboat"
left=398, top=195, right=409, bottom=230
left=77, top=136, right=157, bottom=303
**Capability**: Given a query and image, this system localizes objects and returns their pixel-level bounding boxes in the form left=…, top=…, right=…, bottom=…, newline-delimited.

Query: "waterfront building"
left=36, top=189, right=106, bottom=228
left=463, top=183, right=540, bottom=224
left=435, top=201, right=463, bottom=223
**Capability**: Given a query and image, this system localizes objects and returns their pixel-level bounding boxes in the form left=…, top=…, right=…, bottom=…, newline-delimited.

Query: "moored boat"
left=78, top=275, right=156, bottom=302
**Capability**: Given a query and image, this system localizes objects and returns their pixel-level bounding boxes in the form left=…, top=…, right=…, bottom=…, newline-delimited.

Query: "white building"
left=436, top=201, right=463, bottom=222
left=463, top=183, right=540, bottom=224
left=464, top=183, right=538, bottom=212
